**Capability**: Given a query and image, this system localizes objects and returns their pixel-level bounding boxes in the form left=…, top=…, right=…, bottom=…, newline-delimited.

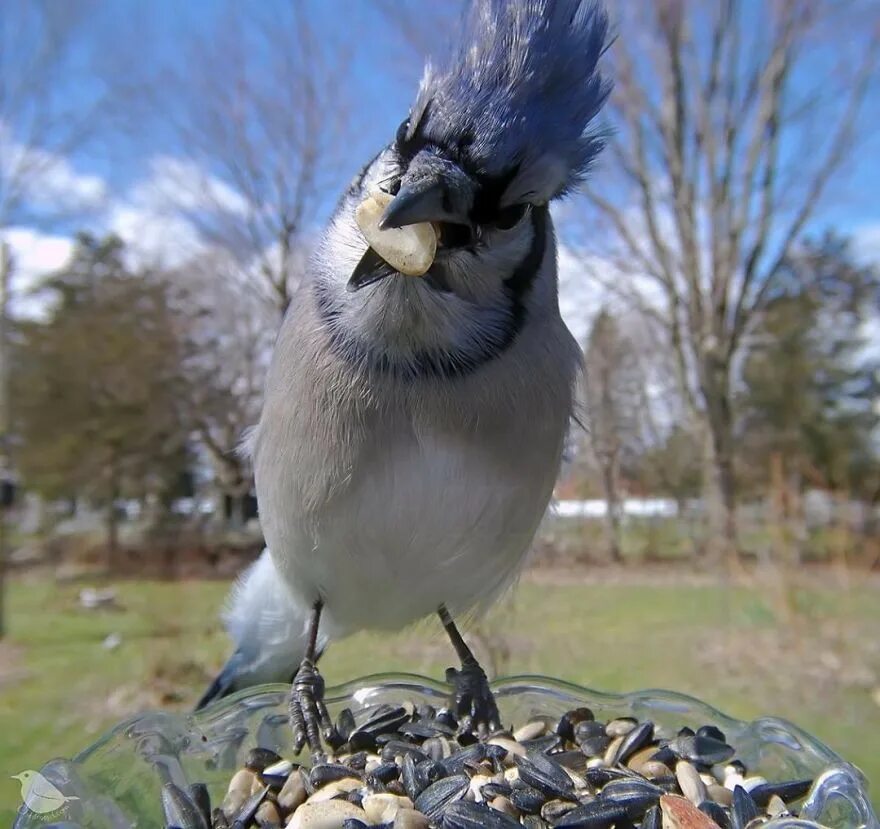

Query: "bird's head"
left=11, top=771, right=34, bottom=783
left=315, top=0, right=610, bottom=380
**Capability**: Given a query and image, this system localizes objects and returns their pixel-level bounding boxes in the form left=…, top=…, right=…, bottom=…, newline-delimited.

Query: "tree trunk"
left=674, top=494, right=687, bottom=518
left=600, top=456, right=623, bottom=563
left=106, top=502, right=119, bottom=572
left=699, top=419, right=723, bottom=560
left=227, top=489, right=246, bottom=530
left=785, top=468, right=806, bottom=567
left=105, top=466, right=120, bottom=573
left=717, top=441, right=738, bottom=566
left=701, top=354, right=739, bottom=568
left=0, top=241, right=11, bottom=638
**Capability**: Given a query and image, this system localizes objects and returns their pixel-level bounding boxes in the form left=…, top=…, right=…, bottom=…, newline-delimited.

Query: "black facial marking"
left=395, top=100, right=435, bottom=162
left=439, top=223, right=474, bottom=249
left=504, top=205, right=547, bottom=329
left=469, top=165, right=521, bottom=225
left=495, top=203, right=528, bottom=230
left=316, top=206, right=549, bottom=382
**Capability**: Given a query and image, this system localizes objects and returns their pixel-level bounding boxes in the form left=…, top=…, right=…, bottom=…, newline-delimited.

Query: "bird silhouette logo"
left=11, top=770, right=79, bottom=816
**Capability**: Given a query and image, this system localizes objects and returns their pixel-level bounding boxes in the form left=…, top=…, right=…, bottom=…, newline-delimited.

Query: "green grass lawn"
left=1, top=573, right=878, bottom=822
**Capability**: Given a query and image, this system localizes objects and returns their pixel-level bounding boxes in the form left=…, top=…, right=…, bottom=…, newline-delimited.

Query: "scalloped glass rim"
left=12, top=674, right=879, bottom=829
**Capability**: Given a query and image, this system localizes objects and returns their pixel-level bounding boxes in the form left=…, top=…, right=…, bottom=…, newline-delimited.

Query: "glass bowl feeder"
left=12, top=675, right=878, bottom=829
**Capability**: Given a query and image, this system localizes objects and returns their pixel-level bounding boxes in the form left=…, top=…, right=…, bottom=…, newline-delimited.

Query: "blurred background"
left=0, top=0, right=878, bottom=819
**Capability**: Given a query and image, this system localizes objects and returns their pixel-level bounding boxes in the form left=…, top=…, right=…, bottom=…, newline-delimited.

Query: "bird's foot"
left=446, top=656, right=502, bottom=738
left=288, top=659, right=337, bottom=759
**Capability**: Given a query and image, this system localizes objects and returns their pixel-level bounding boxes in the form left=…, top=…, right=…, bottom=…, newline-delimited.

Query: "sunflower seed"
left=730, top=785, right=760, bottom=829
left=605, top=718, right=638, bottom=738
left=600, top=778, right=663, bottom=819
left=670, top=735, right=735, bottom=766
left=515, top=752, right=576, bottom=800
left=579, top=735, right=611, bottom=758
left=699, top=800, right=730, bottom=828
left=514, top=721, right=549, bottom=742
left=413, top=774, right=469, bottom=820
left=188, top=783, right=212, bottom=827
left=162, top=782, right=208, bottom=829
left=659, top=794, right=720, bottom=829
left=394, top=808, right=429, bottom=829
left=553, top=799, right=629, bottom=828
left=245, top=748, right=282, bottom=773
left=287, top=800, right=369, bottom=829
left=254, top=800, right=282, bottom=828
left=747, top=779, right=811, bottom=807
left=509, top=783, right=547, bottom=814
left=277, top=769, right=308, bottom=812
left=231, top=785, right=268, bottom=829
left=305, top=777, right=362, bottom=803
left=556, top=708, right=595, bottom=743
left=489, top=795, right=519, bottom=819
left=401, top=720, right=455, bottom=739
left=542, top=798, right=578, bottom=822
left=363, top=792, right=414, bottom=824
left=336, top=708, right=356, bottom=742
left=611, top=720, right=654, bottom=765
left=676, top=761, right=708, bottom=805
left=442, top=799, right=521, bottom=828
left=441, top=742, right=487, bottom=775
left=487, top=736, right=527, bottom=760
left=309, top=763, right=360, bottom=790
left=642, top=804, right=662, bottom=829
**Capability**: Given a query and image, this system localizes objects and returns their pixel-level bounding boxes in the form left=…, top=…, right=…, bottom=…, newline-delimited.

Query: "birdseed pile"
left=162, top=703, right=818, bottom=829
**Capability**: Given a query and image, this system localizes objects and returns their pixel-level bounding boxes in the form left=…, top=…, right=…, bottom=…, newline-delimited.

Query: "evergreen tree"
left=12, top=234, right=191, bottom=566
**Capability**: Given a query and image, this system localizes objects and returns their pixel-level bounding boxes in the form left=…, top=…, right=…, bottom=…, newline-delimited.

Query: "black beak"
left=347, top=246, right=395, bottom=292
left=379, top=179, right=447, bottom=230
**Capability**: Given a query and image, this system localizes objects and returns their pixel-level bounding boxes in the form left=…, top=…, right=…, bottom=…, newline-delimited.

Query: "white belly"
left=265, top=419, right=561, bottom=638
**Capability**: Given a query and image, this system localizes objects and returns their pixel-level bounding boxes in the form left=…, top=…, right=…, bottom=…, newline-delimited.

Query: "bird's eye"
left=395, top=118, right=411, bottom=148
left=494, top=204, right=528, bottom=230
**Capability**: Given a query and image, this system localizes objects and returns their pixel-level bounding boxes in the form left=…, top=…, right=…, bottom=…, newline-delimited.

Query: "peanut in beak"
left=355, top=190, right=438, bottom=277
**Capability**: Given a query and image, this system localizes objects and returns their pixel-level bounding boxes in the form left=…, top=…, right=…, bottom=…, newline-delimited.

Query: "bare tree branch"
left=576, top=0, right=879, bottom=559
left=153, top=2, right=350, bottom=318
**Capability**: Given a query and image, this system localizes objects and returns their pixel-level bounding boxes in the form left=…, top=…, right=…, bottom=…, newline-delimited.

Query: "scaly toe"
left=289, top=660, right=328, bottom=758
left=446, top=658, right=502, bottom=736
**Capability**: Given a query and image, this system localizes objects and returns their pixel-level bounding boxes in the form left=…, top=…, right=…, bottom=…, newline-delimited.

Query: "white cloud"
left=853, top=221, right=880, bottom=265
left=0, top=120, right=107, bottom=215
left=3, top=227, right=73, bottom=319
left=145, top=156, right=248, bottom=216
left=105, top=155, right=248, bottom=268
left=557, top=241, right=610, bottom=345
left=107, top=203, right=204, bottom=269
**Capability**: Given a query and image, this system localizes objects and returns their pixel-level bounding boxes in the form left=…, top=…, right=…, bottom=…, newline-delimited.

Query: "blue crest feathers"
left=404, top=0, right=611, bottom=204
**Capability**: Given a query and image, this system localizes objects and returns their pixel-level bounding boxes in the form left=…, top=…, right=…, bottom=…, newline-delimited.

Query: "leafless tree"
left=371, top=1, right=457, bottom=71
left=155, top=2, right=350, bottom=318
left=0, top=1, right=112, bottom=230
left=0, top=0, right=118, bottom=635
left=578, top=0, right=879, bottom=563
left=170, top=250, right=275, bottom=529
left=626, top=315, right=703, bottom=525
left=584, top=309, right=643, bottom=562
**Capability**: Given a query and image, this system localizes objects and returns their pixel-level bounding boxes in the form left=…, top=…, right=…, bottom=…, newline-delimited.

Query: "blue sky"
left=53, top=0, right=425, bottom=208
left=3, top=0, right=879, bottom=338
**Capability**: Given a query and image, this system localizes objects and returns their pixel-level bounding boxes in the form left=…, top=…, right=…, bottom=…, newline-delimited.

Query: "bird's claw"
left=289, top=659, right=337, bottom=759
left=446, top=657, right=502, bottom=738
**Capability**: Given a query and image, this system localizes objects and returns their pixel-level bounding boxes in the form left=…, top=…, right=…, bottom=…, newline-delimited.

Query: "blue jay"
left=198, top=0, right=610, bottom=755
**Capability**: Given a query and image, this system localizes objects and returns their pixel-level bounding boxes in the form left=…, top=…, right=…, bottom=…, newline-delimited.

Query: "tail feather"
left=195, top=652, right=244, bottom=710
left=196, top=549, right=317, bottom=710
